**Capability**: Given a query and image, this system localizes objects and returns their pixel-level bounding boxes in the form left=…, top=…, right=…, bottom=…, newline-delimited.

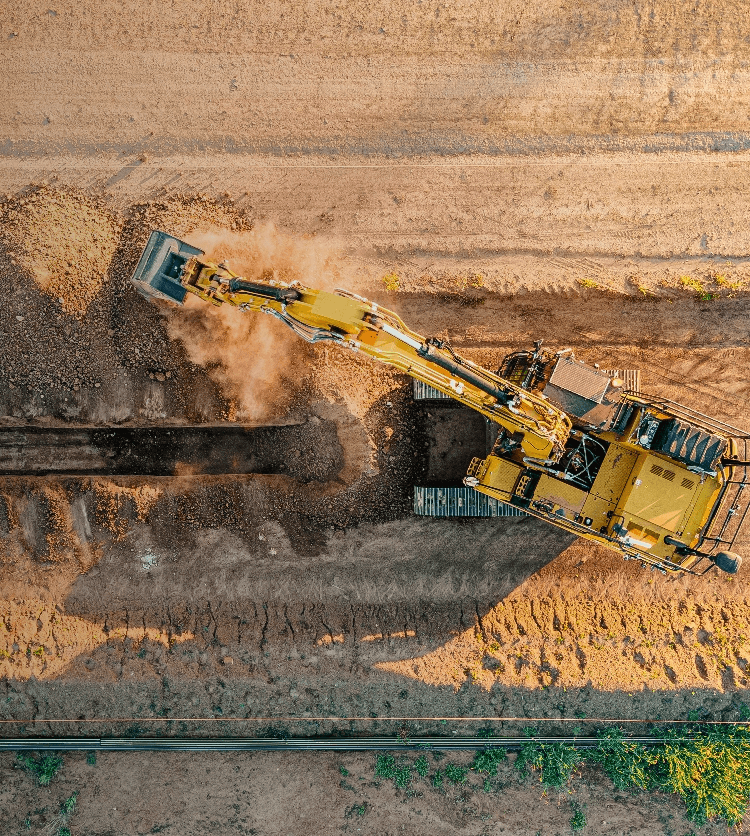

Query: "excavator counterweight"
left=132, top=230, right=750, bottom=577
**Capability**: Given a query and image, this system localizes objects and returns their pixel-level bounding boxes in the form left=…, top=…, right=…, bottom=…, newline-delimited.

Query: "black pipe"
left=0, top=736, right=669, bottom=752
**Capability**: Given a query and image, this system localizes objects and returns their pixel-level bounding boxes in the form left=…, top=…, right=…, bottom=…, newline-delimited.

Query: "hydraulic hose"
left=416, top=342, right=512, bottom=405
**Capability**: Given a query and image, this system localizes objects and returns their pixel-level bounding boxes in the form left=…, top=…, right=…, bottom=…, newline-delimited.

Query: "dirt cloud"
left=166, top=223, right=363, bottom=421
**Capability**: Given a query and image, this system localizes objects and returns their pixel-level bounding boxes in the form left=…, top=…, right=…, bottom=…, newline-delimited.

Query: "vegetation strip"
left=370, top=726, right=750, bottom=827
left=12, top=729, right=750, bottom=828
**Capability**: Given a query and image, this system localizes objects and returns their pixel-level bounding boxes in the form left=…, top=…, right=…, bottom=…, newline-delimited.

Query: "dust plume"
left=166, top=222, right=363, bottom=422
left=184, top=222, right=363, bottom=293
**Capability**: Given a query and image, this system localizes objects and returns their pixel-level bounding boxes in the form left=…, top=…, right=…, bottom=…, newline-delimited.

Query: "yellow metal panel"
left=480, top=456, right=524, bottom=500
left=308, top=292, right=366, bottom=331
left=589, top=443, right=639, bottom=504
left=534, top=473, right=587, bottom=515
left=580, top=493, right=616, bottom=530
left=619, top=454, right=697, bottom=534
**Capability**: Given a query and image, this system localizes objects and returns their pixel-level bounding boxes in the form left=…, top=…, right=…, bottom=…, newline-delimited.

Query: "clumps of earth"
left=0, top=185, right=120, bottom=318
left=0, top=183, right=424, bottom=573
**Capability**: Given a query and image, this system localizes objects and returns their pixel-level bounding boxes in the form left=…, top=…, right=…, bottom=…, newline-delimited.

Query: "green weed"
left=472, top=746, right=507, bottom=776
left=414, top=754, right=429, bottom=777
left=679, top=275, right=705, bottom=293
left=715, top=274, right=744, bottom=292
left=374, top=753, right=395, bottom=778
left=382, top=272, right=400, bottom=292
left=587, top=726, right=750, bottom=826
left=374, top=753, right=411, bottom=788
left=444, top=764, right=468, bottom=784
left=585, top=729, right=657, bottom=790
left=61, top=794, right=77, bottom=816
left=454, top=273, right=485, bottom=291
left=577, top=278, right=599, bottom=289
left=86, top=751, right=97, bottom=766
left=658, top=726, right=750, bottom=826
left=15, top=752, right=63, bottom=786
left=432, top=769, right=444, bottom=788
left=570, top=800, right=587, bottom=831
left=516, top=739, right=581, bottom=788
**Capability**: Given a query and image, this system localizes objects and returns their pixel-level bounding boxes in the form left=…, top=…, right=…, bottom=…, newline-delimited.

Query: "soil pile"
left=0, top=186, right=120, bottom=318
left=0, top=188, right=257, bottom=414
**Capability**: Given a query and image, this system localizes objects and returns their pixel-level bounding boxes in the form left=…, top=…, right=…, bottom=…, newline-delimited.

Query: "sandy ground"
left=4, top=0, right=750, bottom=833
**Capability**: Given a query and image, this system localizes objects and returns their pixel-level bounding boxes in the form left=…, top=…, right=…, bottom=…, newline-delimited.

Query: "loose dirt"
left=4, top=0, right=750, bottom=833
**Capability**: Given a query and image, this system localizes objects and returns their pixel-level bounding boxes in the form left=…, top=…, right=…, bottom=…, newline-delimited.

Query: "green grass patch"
left=516, top=739, right=582, bottom=788
left=15, top=752, right=63, bottom=786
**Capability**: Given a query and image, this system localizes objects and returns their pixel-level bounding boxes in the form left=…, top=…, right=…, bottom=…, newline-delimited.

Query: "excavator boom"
left=132, top=231, right=571, bottom=462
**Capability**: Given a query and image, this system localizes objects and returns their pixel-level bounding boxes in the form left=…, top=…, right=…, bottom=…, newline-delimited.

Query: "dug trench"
left=1, top=192, right=750, bottom=742
left=0, top=423, right=343, bottom=479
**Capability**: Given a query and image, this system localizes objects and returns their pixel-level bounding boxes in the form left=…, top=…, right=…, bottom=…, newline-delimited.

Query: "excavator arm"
left=131, top=231, right=571, bottom=461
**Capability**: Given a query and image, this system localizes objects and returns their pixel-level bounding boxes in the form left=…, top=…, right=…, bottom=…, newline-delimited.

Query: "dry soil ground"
left=3, top=1, right=750, bottom=834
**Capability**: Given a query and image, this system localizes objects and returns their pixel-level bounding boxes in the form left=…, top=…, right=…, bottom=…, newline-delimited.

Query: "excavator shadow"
left=3, top=527, right=747, bottom=739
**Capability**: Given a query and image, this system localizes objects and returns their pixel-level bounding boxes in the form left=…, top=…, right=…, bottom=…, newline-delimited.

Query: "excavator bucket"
left=131, top=230, right=204, bottom=305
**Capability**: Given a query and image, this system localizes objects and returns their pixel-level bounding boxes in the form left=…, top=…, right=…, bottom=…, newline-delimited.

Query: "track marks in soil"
left=7, top=591, right=749, bottom=700
left=375, top=597, right=750, bottom=693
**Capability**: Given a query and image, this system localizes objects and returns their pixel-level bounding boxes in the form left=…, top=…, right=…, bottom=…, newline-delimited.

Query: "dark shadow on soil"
left=1, top=652, right=748, bottom=741
left=381, top=289, right=750, bottom=352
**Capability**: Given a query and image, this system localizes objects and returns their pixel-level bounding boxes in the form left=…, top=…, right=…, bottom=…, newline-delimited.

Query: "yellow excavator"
left=132, top=231, right=750, bottom=576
